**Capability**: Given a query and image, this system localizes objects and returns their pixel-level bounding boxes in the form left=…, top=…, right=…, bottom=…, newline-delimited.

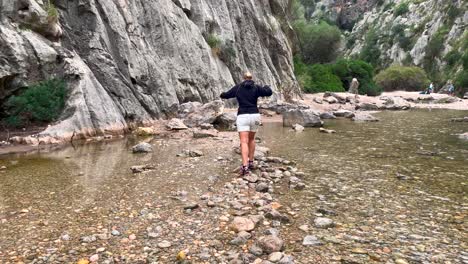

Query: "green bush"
left=374, top=65, right=430, bottom=91
left=294, top=57, right=344, bottom=93
left=2, top=79, right=66, bottom=127
left=394, top=2, right=410, bottom=17
left=294, top=20, right=342, bottom=64
left=46, top=0, right=59, bottom=24
left=444, top=50, right=461, bottom=68
left=332, top=59, right=382, bottom=96
left=454, top=70, right=468, bottom=96
left=205, top=34, right=221, bottom=49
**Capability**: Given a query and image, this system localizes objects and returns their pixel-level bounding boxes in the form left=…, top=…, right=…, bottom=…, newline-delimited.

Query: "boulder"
left=352, top=112, right=379, bottom=122
left=333, top=110, right=355, bottom=118
left=324, top=92, right=346, bottom=103
left=183, top=100, right=225, bottom=128
left=214, top=112, right=237, bottom=131
left=313, top=97, right=323, bottom=104
left=292, top=124, right=304, bottom=132
left=324, top=96, right=338, bottom=104
left=380, top=96, right=411, bottom=110
left=356, top=103, right=380, bottom=110
left=178, top=102, right=203, bottom=118
left=319, top=112, right=337, bottom=119
left=283, top=109, right=323, bottom=127
left=434, top=96, right=459, bottom=104
left=136, top=127, right=155, bottom=136
left=132, top=142, right=153, bottom=153
left=167, top=118, right=188, bottom=130
left=464, top=92, right=468, bottom=99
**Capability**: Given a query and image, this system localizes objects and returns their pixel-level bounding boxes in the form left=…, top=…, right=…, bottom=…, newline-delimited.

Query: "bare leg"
left=248, top=132, right=256, bottom=162
left=239, top=132, right=249, bottom=166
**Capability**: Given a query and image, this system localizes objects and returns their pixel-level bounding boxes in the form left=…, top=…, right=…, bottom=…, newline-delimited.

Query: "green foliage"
left=359, top=28, right=381, bottom=68
left=383, top=2, right=395, bottom=12
left=391, top=24, right=412, bottom=51
left=294, top=20, right=342, bottom=64
left=293, top=57, right=344, bottom=93
left=454, top=70, right=468, bottom=96
left=205, top=34, right=221, bottom=49
left=219, top=42, right=237, bottom=64
left=2, top=79, right=67, bottom=127
left=444, top=50, right=461, bottom=68
left=374, top=65, right=430, bottom=91
left=423, top=26, right=449, bottom=79
left=394, top=2, right=410, bottom=17
left=446, top=4, right=461, bottom=26
left=332, top=59, right=382, bottom=96
left=46, top=0, right=59, bottom=24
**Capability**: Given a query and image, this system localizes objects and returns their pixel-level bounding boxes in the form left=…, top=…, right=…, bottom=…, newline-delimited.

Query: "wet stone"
left=314, top=217, right=334, bottom=228
left=302, top=235, right=322, bottom=246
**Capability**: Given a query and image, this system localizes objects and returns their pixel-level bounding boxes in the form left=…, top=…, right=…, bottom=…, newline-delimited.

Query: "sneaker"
left=240, top=165, right=250, bottom=176
left=248, top=160, right=255, bottom=170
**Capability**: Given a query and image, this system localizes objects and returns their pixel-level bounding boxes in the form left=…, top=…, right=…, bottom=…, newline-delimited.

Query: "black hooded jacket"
left=220, top=80, right=273, bottom=115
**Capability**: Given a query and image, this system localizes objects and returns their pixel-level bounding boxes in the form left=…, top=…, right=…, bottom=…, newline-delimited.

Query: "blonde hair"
left=243, top=72, right=253, bottom=80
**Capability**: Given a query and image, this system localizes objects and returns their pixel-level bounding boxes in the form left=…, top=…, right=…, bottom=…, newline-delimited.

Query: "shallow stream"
left=0, top=109, right=467, bottom=263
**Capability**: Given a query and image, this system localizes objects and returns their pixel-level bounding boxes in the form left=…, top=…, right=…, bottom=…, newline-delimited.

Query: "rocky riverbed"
left=1, top=108, right=467, bottom=264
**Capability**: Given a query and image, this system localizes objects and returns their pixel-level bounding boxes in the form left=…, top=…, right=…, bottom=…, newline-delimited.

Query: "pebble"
left=302, top=235, right=322, bottom=246
left=89, top=254, right=99, bottom=262
left=158, top=240, right=172, bottom=248
left=230, top=217, right=255, bottom=232
left=395, top=259, right=409, bottom=264
left=268, top=252, right=283, bottom=262
left=314, top=217, right=334, bottom=228
left=257, top=235, right=284, bottom=254
left=111, top=230, right=121, bottom=236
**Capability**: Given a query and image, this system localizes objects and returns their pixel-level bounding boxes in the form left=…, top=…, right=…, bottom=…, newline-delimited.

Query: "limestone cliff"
left=308, top=0, right=467, bottom=74
left=0, top=0, right=297, bottom=140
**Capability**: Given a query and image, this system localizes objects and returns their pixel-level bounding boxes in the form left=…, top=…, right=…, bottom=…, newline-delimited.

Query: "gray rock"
left=319, top=112, right=337, bottom=119
left=324, top=92, right=347, bottom=103
left=200, top=123, right=214, bottom=129
left=230, top=217, right=255, bottom=232
left=132, top=142, right=153, bottom=153
left=319, top=128, right=336, bottom=134
left=268, top=252, right=283, bottom=262
left=183, top=202, right=199, bottom=210
left=333, top=110, right=355, bottom=118
left=257, top=235, right=284, bottom=254
left=314, top=217, right=335, bottom=228
left=167, top=118, right=188, bottom=130
left=157, top=241, right=172, bottom=248
left=230, top=231, right=252, bottom=245
left=193, top=129, right=219, bottom=138
left=352, top=112, right=379, bottom=122
left=1, top=0, right=298, bottom=140
left=450, top=117, right=468, bottom=122
left=265, top=209, right=290, bottom=223
left=111, top=230, right=121, bottom=236
left=302, top=235, right=322, bottom=246
left=80, top=235, right=97, bottom=243
left=256, top=183, right=270, bottom=193
left=357, top=103, right=380, bottom=111
left=459, top=133, right=468, bottom=140
left=249, top=244, right=264, bottom=256
left=214, top=112, right=237, bottom=131
left=183, top=100, right=225, bottom=128
left=434, top=96, right=459, bottom=104
left=380, top=96, right=411, bottom=110
left=283, top=109, right=323, bottom=127
left=292, top=124, right=304, bottom=132
left=244, top=173, right=259, bottom=183
left=278, top=255, right=295, bottom=264
left=464, top=92, right=468, bottom=99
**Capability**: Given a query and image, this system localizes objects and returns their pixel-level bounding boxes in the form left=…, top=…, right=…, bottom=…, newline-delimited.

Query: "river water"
left=0, top=109, right=467, bottom=263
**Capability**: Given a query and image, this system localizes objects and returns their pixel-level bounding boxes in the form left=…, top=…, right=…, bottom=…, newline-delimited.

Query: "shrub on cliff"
left=374, top=65, right=430, bottom=91
left=2, top=79, right=66, bottom=127
left=394, top=2, right=410, bottom=17
left=294, top=21, right=342, bottom=64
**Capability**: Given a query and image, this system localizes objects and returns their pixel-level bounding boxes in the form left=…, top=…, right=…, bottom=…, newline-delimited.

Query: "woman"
left=220, top=72, right=273, bottom=175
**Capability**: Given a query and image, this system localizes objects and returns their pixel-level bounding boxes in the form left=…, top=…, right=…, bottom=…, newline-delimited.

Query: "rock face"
left=283, top=109, right=323, bottom=127
left=0, top=0, right=298, bottom=140
left=309, top=0, right=467, bottom=73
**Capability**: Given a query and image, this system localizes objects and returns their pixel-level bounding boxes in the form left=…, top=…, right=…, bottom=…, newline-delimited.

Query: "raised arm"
left=220, top=85, right=238, bottom=99
left=257, top=85, right=273, bottom=97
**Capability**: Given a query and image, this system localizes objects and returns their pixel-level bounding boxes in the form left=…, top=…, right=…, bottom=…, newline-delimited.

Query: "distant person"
left=448, top=81, right=455, bottom=96
left=220, top=72, right=273, bottom=176
left=428, top=82, right=434, bottom=94
left=349, top=78, right=360, bottom=94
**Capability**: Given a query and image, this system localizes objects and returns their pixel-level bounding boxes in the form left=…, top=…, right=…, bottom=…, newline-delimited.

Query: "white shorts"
left=236, top=113, right=261, bottom=132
